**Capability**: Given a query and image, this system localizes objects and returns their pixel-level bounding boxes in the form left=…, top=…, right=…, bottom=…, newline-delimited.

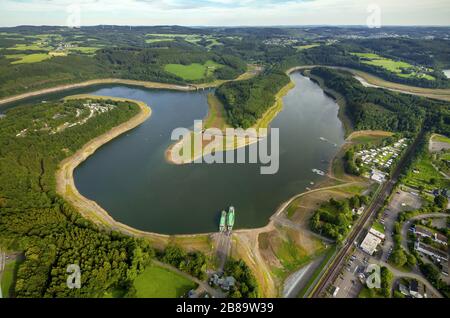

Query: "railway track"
left=311, top=131, right=424, bottom=298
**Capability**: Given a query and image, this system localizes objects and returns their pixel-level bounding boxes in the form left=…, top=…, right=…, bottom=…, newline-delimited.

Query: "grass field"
left=295, top=44, right=320, bottom=51
left=145, top=34, right=222, bottom=48
left=352, top=52, right=435, bottom=81
left=372, top=221, right=385, bottom=234
left=204, top=93, right=230, bottom=130
left=164, top=60, right=222, bottom=81
left=274, top=238, right=314, bottom=272
left=133, top=264, right=197, bottom=298
left=404, top=153, right=450, bottom=191
left=6, top=53, right=52, bottom=64
left=432, top=134, right=450, bottom=144
left=8, top=43, right=51, bottom=51
left=68, top=46, right=100, bottom=54
left=145, top=38, right=175, bottom=43
left=1, top=261, right=17, bottom=298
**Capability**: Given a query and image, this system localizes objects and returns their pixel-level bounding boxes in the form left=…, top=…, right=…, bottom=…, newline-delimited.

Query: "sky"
left=0, top=0, right=449, bottom=27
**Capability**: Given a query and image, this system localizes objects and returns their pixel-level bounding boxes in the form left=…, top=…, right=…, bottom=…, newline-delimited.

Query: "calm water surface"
left=72, top=73, right=345, bottom=234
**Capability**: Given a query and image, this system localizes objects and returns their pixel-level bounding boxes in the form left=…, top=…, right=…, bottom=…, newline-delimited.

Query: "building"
left=332, top=286, right=340, bottom=297
left=352, top=206, right=365, bottom=216
left=360, top=233, right=382, bottom=255
left=360, top=227, right=386, bottom=255
left=434, top=232, right=448, bottom=246
left=413, top=226, right=448, bottom=245
left=210, top=274, right=236, bottom=291
left=371, top=169, right=386, bottom=183
left=414, top=241, right=449, bottom=262
left=413, top=226, right=433, bottom=239
left=369, top=228, right=386, bottom=240
left=399, top=280, right=425, bottom=298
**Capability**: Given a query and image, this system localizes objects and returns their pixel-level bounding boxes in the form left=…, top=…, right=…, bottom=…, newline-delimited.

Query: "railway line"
left=311, top=131, right=424, bottom=297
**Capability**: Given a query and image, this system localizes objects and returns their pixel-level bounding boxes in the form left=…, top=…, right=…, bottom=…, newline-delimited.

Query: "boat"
left=219, top=211, right=227, bottom=232
left=227, top=206, right=235, bottom=231
left=312, top=168, right=326, bottom=176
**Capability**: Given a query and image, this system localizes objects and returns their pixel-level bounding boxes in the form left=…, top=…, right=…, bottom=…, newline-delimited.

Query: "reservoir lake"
left=2, top=73, right=346, bottom=234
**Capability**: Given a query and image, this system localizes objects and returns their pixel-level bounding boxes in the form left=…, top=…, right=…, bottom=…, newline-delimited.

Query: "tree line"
left=0, top=99, right=213, bottom=297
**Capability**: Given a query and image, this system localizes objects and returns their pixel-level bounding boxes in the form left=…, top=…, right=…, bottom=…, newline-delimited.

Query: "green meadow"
left=404, top=154, right=450, bottom=191
left=433, top=134, right=450, bottom=144
left=1, top=260, right=17, bottom=298
left=133, top=264, right=197, bottom=298
left=352, top=52, right=435, bottom=81
left=164, top=60, right=223, bottom=81
left=295, top=44, right=320, bottom=51
left=5, top=53, right=52, bottom=64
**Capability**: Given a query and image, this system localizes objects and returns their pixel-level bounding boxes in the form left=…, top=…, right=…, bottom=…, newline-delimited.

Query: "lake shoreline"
left=55, top=94, right=177, bottom=245
left=0, top=67, right=262, bottom=107
left=0, top=78, right=195, bottom=106
left=51, top=74, right=364, bottom=297
left=55, top=72, right=344, bottom=240
left=164, top=81, right=295, bottom=165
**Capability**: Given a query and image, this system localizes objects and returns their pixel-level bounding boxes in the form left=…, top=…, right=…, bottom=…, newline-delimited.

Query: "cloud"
left=0, top=0, right=449, bottom=26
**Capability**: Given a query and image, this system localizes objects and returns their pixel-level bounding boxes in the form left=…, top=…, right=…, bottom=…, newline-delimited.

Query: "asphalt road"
left=311, top=131, right=424, bottom=298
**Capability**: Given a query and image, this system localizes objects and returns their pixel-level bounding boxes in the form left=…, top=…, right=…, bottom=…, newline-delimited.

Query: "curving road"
left=401, top=213, right=449, bottom=252
left=370, top=258, right=443, bottom=298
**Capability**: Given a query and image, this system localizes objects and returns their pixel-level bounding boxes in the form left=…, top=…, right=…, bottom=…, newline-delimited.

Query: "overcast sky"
left=1, top=0, right=449, bottom=27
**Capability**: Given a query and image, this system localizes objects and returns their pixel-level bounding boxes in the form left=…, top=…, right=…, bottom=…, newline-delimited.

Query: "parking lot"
left=332, top=249, right=369, bottom=298
left=379, top=189, right=423, bottom=262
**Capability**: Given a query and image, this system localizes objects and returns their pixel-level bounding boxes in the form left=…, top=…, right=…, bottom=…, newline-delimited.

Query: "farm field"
left=67, top=46, right=101, bottom=54
left=164, top=60, right=222, bottom=81
left=295, top=44, right=320, bottom=51
left=145, top=38, right=175, bottom=43
left=404, top=153, right=450, bottom=191
left=133, top=264, right=197, bottom=298
left=351, top=52, right=435, bottom=81
left=5, top=53, right=52, bottom=64
left=145, top=33, right=222, bottom=48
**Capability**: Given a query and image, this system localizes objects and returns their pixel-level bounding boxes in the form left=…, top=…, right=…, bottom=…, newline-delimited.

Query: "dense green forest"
left=215, top=70, right=290, bottom=128
left=2, top=26, right=450, bottom=100
left=224, top=259, right=258, bottom=298
left=0, top=99, right=148, bottom=297
left=0, top=99, right=214, bottom=297
left=0, top=45, right=247, bottom=98
left=310, top=68, right=450, bottom=135
left=310, top=196, right=368, bottom=242
left=282, top=39, right=450, bottom=88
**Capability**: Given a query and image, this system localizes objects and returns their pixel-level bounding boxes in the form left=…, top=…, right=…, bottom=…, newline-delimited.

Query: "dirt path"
left=153, top=260, right=225, bottom=298
left=287, top=65, right=450, bottom=102
left=232, top=227, right=278, bottom=297
left=370, top=259, right=443, bottom=298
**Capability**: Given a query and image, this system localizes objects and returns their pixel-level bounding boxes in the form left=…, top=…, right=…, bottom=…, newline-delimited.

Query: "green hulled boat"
left=219, top=211, right=227, bottom=232
left=227, top=206, right=235, bottom=231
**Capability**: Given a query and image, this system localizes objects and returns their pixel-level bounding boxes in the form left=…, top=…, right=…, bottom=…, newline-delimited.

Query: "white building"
left=414, top=241, right=448, bottom=262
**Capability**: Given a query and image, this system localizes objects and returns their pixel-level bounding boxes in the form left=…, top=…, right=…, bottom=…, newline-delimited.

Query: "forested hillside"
left=297, top=42, right=450, bottom=89
left=215, top=70, right=290, bottom=128
left=0, top=44, right=247, bottom=98
left=310, top=67, right=450, bottom=135
left=0, top=99, right=154, bottom=297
